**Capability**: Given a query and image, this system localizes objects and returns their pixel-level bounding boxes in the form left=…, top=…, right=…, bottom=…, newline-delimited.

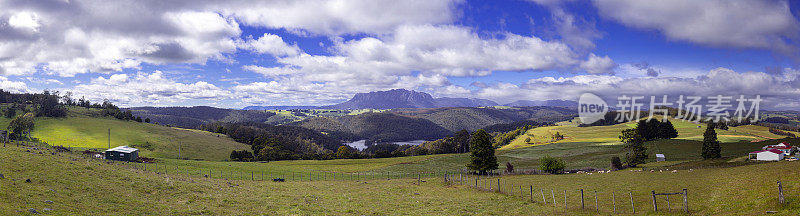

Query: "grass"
left=0, top=108, right=248, bottom=161
left=477, top=160, right=800, bottom=215
left=502, top=116, right=780, bottom=150
left=376, top=138, right=800, bottom=173
left=154, top=154, right=450, bottom=178
left=3, top=142, right=799, bottom=215
left=0, top=145, right=559, bottom=216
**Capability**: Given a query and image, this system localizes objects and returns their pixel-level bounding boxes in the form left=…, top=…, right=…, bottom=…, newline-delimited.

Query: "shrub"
left=610, top=156, right=623, bottom=170
left=539, top=156, right=565, bottom=174
left=505, top=162, right=514, bottom=174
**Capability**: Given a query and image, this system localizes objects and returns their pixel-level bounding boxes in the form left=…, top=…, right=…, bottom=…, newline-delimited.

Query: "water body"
left=343, top=140, right=427, bottom=151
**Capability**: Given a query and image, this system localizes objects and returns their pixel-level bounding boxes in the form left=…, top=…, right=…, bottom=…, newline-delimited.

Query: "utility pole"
left=107, top=128, right=111, bottom=149
left=178, top=140, right=181, bottom=159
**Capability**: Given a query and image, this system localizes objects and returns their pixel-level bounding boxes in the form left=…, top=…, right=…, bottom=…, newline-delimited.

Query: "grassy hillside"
left=485, top=160, right=800, bottom=215
left=0, top=145, right=552, bottom=215
left=502, top=117, right=783, bottom=150
left=3, top=141, right=798, bottom=215
left=1, top=107, right=249, bottom=161
left=374, top=138, right=800, bottom=173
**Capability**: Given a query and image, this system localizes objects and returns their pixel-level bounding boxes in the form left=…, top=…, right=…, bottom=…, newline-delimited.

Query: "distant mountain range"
left=320, top=89, right=498, bottom=109
left=243, top=106, right=318, bottom=110
left=240, top=89, right=578, bottom=110
left=503, top=99, right=578, bottom=107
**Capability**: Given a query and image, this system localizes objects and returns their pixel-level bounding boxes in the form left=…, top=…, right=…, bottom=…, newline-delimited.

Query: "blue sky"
left=1, top=0, right=799, bottom=109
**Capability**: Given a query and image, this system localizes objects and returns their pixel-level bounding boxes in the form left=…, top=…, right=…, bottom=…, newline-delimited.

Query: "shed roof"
left=105, top=146, right=138, bottom=153
left=749, top=149, right=783, bottom=155
left=655, top=154, right=665, bottom=158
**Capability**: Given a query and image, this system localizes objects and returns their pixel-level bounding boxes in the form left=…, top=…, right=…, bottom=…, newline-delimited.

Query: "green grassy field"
left=470, top=160, right=800, bottom=215
left=502, top=117, right=782, bottom=150
left=0, top=108, right=248, bottom=161
left=3, top=142, right=799, bottom=215
left=0, top=145, right=557, bottom=216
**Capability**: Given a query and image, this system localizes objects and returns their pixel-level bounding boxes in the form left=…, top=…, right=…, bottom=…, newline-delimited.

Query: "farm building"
left=749, top=149, right=784, bottom=161
left=763, top=143, right=795, bottom=156
left=104, top=146, right=139, bottom=162
left=655, top=154, right=665, bottom=162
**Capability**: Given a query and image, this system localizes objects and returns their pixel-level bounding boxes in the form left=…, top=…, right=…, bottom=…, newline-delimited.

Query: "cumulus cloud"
left=593, top=0, right=800, bottom=56
left=475, top=67, right=800, bottom=110
left=72, top=71, right=231, bottom=106
left=580, top=54, right=617, bottom=74
left=234, top=24, right=616, bottom=105
left=237, top=33, right=302, bottom=57
left=0, top=76, right=29, bottom=93
left=0, top=0, right=460, bottom=77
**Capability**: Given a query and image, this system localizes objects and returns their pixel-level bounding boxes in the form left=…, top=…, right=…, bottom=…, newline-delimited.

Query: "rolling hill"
left=290, top=112, right=452, bottom=142
left=126, top=106, right=276, bottom=128
left=1, top=107, right=249, bottom=161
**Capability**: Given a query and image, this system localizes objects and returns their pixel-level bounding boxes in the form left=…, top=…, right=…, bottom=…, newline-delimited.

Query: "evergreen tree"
left=659, top=120, right=679, bottom=139
left=620, top=128, right=647, bottom=167
left=467, top=129, right=498, bottom=174
left=701, top=123, right=722, bottom=159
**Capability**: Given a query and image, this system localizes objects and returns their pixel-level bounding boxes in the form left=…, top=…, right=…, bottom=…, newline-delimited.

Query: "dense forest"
left=290, top=112, right=453, bottom=143
left=127, top=106, right=277, bottom=128
left=200, top=121, right=346, bottom=161
left=391, top=106, right=575, bottom=132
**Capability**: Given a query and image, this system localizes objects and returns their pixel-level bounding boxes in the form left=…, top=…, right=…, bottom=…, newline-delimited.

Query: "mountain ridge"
left=321, top=89, right=498, bottom=109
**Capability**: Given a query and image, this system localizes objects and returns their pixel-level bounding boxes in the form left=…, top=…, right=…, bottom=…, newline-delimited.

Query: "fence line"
left=444, top=173, right=705, bottom=215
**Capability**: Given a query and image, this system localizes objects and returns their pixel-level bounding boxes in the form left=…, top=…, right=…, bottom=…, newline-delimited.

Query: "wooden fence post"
left=580, top=189, right=585, bottom=209
left=594, top=191, right=598, bottom=211
left=418, top=174, right=421, bottom=185
left=652, top=190, right=658, bottom=212
left=497, top=179, right=500, bottom=193
left=683, top=188, right=689, bottom=213
left=530, top=185, right=533, bottom=202
left=551, top=189, right=556, bottom=208
left=541, top=189, right=546, bottom=204
left=778, top=180, right=785, bottom=205
left=564, top=190, right=567, bottom=210
left=612, top=192, right=616, bottom=214
left=630, top=192, right=635, bottom=214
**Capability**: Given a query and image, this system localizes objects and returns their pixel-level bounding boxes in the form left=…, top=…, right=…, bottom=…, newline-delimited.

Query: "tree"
left=135, top=116, right=143, bottom=122
left=701, top=123, right=722, bottom=159
left=620, top=128, right=647, bottom=167
left=610, top=156, right=623, bottom=170
left=659, top=120, right=679, bottom=139
left=5, top=106, right=16, bottom=118
left=335, top=146, right=352, bottom=159
left=539, top=156, right=565, bottom=174
left=453, top=129, right=470, bottom=153
left=505, top=161, right=514, bottom=174
left=8, top=112, right=34, bottom=140
left=467, top=129, right=498, bottom=174
left=144, top=118, right=151, bottom=123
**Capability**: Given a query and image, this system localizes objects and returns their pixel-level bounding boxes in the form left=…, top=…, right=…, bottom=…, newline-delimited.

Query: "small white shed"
left=749, top=150, right=784, bottom=161
left=655, top=154, right=665, bottom=162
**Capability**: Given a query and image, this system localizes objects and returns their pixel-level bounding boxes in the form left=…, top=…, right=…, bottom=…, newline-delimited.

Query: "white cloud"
left=8, top=11, right=41, bottom=32
left=242, top=65, right=296, bottom=78
left=475, top=67, right=800, bottom=109
left=580, top=54, right=617, bottom=74
left=72, top=71, right=231, bottom=106
left=0, top=76, right=29, bottom=93
left=238, top=33, right=302, bottom=56
left=593, top=0, right=800, bottom=55
left=0, top=0, right=459, bottom=77
left=220, top=0, right=460, bottom=35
